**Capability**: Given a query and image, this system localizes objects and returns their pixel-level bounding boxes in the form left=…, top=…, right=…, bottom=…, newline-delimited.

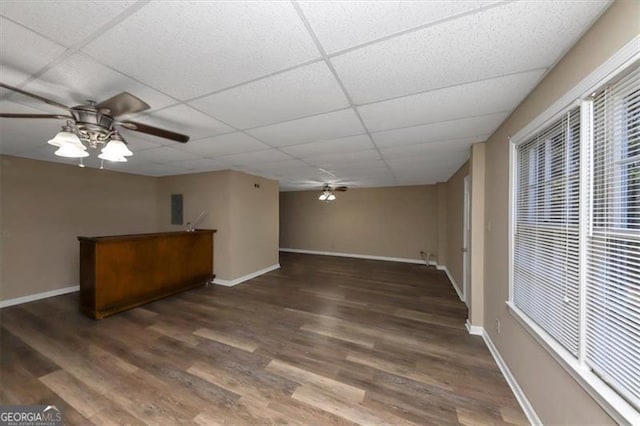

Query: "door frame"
left=462, top=175, right=471, bottom=307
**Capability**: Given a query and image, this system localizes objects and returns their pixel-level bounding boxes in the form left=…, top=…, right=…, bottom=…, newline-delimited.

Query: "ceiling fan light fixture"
left=54, top=144, right=89, bottom=158
left=47, top=129, right=84, bottom=149
left=98, top=151, right=127, bottom=162
left=319, top=185, right=337, bottom=202
left=101, top=139, right=133, bottom=157
left=1, top=84, right=191, bottom=169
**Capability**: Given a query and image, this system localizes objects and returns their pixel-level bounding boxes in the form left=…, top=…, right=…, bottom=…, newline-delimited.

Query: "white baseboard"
left=481, top=327, right=543, bottom=426
left=436, top=264, right=464, bottom=301
left=0, top=285, right=80, bottom=309
left=279, top=248, right=437, bottom=267
left=465, top=319, right=483, bottom=336
left=213, top=264, right=280, bottom=287
left=0, top=264, right=282, bottom=306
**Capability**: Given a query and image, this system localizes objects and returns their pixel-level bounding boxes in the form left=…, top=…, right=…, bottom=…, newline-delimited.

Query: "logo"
left=0, top=405, right=63, bottom=426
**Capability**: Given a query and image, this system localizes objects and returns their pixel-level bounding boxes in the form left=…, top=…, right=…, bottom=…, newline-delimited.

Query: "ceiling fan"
left=0, top=82, right=189, bottom=163
left=319, top=184, right=348, bottom=201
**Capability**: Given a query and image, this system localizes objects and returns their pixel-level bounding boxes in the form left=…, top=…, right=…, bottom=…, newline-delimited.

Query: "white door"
left=462, top=175, right=471, bottom=307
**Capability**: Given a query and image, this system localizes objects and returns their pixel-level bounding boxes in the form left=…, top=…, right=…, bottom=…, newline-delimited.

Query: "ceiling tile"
left=334, top=170, right=396, bottom=183
left=249, top=159, right=315, bottom=176
left=82, top=2, right=320, bottom=100
left=359, top=69, right=544, bottom=132
left=247, top=109, right=364, bottom=147
left=380, top=136, right=485, bottom=160
left=0, top=101, right=64, bottom=155
left=0, top=1, right=136, bottom=47
left=133, top=146, right=200, bottom=164
left=324, top=159, right=390, bottom=173
left=387, top=151, right=469, bottom=171
left=118, top=129, right=171, bottom=152
left=331, top=1, right=609, bottom=103
left=349, top=178, right=401, bottom=189
left=372, top=112, right=508, bottom=148
left=121, top=161, right=193, bottom=177
left=218, top=149, right=294, bottom=167
left=169, top=158, right=228, bottom=173
left=299, top=1, right=495, bottom=54
left=280, top=134, right=374, bottom=158
left=0, top=18, right=66, bottom=86
left=305, top=149, right=382, bottom=167
left=395, top=159, right=467, bottom=182
left=22, top=53, right=177, bottom=112
left=133, top=104, right=233, bottom=141
left=190, top=62, right=349, bottom=129
left=179, top=132, right=270, bottom=158
left=395, top=176, right=446, bottom=186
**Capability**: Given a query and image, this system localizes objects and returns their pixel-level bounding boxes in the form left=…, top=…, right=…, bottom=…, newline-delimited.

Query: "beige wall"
left=157, top=170, right=279, bottom=281
left=0, top=158, right=279, bottom=301
left=156, top=170, right=233, bottom=280
left=280, top=185, right=438, bottom=261
left=482, top=1, right=639, bottom=424
left=228, top=171, right=279, bottom=278
left=0, top=155, right=158, bottom=300
left=444, top=161, right=469, bottom=293
left=469, top=144, right=485, bottom=326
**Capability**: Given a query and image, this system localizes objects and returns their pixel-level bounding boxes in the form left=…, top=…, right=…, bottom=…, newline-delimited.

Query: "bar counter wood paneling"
left=78, top=230, right=215, bottom=319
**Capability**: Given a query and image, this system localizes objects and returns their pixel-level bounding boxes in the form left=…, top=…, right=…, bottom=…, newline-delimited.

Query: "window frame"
left=512, top=107, right=583, bottom=356
left=508, top=43, right=640, bottom=424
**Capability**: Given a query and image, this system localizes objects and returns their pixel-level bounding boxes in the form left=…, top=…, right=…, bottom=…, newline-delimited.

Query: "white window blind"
left=586, top=64, right=640, bottom=410
left=514, top=107, right=581, bottom=355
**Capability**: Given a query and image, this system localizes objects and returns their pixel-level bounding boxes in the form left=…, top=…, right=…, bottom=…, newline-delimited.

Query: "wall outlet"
left=496, top=319, right=501, bottom=335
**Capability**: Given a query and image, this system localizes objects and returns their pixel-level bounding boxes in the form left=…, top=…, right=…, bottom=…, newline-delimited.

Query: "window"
left=586, top=66, right=640, bottom=411
left=513, top=108, right=581, bottom=356
left=510, top=61, right=640, bottom=423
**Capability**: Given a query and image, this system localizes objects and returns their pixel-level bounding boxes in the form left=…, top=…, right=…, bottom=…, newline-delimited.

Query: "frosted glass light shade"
left=102, top=139, right=133, bottom=157
left=55, top=145, right=89, bottom=158
left=319, top=193, right=328, bottom=201
left=48, top=130, right=84, bottom=149
left=98, top=151, right=127, bottom=162
left=328, top=194, right=336, bottom=201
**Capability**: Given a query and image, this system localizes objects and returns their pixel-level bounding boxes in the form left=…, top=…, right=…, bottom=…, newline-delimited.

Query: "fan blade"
left=334, top=186, right=348, bottom=191
left=0, top=113, right=72, bottom=119
left=0, top=83, right=69, bottom=110
left=95, top=92, right=150, bottom=117
left=118, top=120, right=190, bottom=143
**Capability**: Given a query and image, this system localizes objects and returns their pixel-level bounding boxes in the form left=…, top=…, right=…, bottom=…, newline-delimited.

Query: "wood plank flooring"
left=0, top=252, right=527, bottom=425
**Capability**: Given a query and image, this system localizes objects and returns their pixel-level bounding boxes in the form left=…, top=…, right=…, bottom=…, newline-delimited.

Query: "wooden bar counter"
left=78, top=230, right=215, bottom=319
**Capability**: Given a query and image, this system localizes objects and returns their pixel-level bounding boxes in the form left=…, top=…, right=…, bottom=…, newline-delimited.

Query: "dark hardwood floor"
left=0, top=252, right=527, bottom=425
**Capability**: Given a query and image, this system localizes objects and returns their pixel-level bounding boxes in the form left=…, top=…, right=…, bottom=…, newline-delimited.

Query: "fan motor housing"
left=70, top=104, right=114, bottom=142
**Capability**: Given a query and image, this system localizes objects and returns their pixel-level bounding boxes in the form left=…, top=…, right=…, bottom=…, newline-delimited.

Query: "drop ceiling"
left=0, top=0, right=611, bottom=191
